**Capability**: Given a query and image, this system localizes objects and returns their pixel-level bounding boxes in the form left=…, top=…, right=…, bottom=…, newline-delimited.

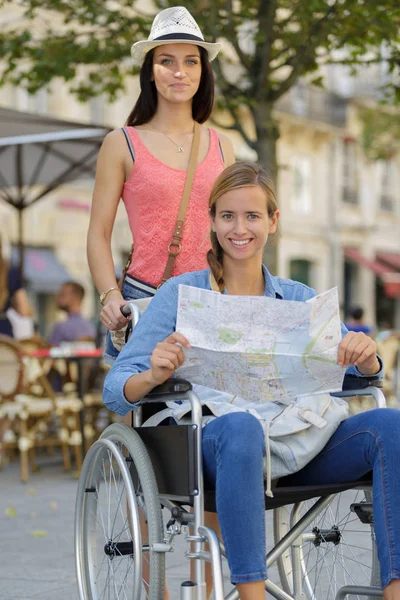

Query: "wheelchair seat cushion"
left=203, top=473, right=373, bottom=512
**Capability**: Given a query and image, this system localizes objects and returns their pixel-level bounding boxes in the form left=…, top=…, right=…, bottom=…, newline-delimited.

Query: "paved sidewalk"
left=1, top=452, right=281, bottom=600
left=1, top=457, right=79, bottom=600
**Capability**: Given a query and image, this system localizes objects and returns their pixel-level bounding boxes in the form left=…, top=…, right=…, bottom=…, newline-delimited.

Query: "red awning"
left=344, top=247, right=400, bottom=298
left=377, top=252, right=400, bottom=271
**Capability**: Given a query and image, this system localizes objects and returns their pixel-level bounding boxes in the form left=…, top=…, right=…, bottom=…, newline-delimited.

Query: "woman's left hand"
left=338, top=332, right=380, bottom=374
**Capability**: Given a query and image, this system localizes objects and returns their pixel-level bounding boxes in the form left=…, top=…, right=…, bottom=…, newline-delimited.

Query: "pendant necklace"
left=165, top=132, right=184, bottom=153
left=149, top=123, right=194, bottom=153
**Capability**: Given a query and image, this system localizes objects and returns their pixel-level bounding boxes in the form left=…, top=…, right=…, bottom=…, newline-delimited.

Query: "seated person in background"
left=345, top=306, right=374, bottom=336
left=0, top=236, right=33, bottom=338
left=103, top=162, right=400, bottom=600
left=48, top=281, right=96, bottom=345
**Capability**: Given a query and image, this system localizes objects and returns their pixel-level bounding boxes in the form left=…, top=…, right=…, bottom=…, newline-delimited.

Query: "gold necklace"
left=148, top=124, right=194, bottom=153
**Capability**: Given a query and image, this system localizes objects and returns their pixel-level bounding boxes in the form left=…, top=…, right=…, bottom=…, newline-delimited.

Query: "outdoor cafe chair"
left=0, top=335, right=83, bottom=481
left=376, top=334, right=400, bottom=408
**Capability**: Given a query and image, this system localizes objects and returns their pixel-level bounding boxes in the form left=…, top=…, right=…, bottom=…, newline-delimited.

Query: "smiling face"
left=152, top=43, right=202, bottom=105
left=211, top=185, right=279, bottom=263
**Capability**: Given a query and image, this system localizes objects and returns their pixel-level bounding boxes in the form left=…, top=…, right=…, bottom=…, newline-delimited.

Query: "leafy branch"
left=358, top=106, right=400, bottom=161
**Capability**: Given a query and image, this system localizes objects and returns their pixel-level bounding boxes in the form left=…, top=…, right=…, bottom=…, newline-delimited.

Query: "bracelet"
left=99, top=286, right=120, bottom=306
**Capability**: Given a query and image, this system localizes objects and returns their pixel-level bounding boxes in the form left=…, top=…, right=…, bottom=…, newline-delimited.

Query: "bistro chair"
left=0, top=335, right=83, bottom=481
left=376, top=335, right=400, bottom=407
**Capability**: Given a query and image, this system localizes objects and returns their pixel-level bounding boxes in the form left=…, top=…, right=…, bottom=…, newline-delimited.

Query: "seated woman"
left=0, top=235, right=33, bottom=338
left=104, top=162, right=400, bottom=600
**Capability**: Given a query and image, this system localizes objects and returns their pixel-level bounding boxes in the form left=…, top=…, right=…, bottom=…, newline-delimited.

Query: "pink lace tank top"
left=121, top=127, right=225, bottom=287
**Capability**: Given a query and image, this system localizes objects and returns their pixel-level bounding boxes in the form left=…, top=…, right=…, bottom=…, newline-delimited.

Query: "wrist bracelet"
left=100, top=286, right=120, bottom=306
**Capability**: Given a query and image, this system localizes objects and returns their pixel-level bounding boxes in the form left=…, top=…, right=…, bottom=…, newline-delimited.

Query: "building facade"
left=275, top=82, right=400, bottom=329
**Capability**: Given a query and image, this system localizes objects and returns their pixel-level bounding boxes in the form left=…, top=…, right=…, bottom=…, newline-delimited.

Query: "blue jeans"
left=104, top=278, right=154, bottom=363
left=202, top=409, right=400, bottom=587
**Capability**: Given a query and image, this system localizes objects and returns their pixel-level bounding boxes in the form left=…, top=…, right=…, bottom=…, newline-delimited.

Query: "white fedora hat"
left=131, top=6, right=221, bottom=66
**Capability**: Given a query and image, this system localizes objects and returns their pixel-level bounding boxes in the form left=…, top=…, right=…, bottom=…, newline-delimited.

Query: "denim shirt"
left=103, top=266, right=382, bottom=416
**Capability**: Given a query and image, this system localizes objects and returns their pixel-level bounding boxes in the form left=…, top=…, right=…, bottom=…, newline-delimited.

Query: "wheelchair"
left=75, top=305, right=386, bottom=600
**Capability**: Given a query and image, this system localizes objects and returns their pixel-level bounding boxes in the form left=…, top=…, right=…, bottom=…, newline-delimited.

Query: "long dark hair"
left=126, top=46, right=214, bottom=126
left=207, top=162, right=278, bottom=292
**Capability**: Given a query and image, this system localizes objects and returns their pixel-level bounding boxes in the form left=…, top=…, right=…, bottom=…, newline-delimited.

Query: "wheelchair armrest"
left=145, top=377, right=192, bottom=397
left=332, top=375, right=386, bottom=408
left=135, top=378, right=202, bottom=430
left=342, top=374, right=383, bottom=391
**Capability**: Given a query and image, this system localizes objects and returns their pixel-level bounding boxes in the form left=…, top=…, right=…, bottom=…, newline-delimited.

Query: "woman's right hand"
left=149, top=333, right=191, bottom=385
left=100, top=296, right=130, bottom=331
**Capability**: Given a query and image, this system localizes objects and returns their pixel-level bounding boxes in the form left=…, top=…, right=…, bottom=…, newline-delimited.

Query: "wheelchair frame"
left=75, top=300, right=386, bottom=600
left=75, top=379, right=386, bottom=600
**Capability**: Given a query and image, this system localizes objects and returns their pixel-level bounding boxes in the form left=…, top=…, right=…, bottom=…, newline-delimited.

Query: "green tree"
left=358, top=106, right=400, bottom=161
left=1, top=0, right=399, bottom=177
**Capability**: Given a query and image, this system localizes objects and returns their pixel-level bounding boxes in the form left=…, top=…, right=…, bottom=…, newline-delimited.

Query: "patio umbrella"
left=0, top=106, right=110, bottom=275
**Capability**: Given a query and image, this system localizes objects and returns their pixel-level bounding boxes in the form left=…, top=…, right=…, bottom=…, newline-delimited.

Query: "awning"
left=344, top=247, right=400, bottom=298
left=11, top=247, right=71, bottom=293
left=377, top=252, right=400, bottom=271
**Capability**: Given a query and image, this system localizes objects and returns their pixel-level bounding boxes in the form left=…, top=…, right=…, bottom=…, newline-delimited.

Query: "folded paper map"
left=176, top=285, right=346, bottom=403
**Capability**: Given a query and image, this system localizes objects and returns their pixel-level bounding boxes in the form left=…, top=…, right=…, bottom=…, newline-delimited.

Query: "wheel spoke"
left=275, top=489, right=379, bottom=599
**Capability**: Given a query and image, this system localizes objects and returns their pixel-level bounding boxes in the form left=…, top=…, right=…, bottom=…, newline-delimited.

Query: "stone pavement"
left=1, top=456, right=79, bottom=600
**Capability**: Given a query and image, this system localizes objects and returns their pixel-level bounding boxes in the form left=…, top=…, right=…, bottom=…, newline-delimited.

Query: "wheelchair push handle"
left=120, top=304, right=132, bottom=318
left=120, top=302, right=141, bottom=327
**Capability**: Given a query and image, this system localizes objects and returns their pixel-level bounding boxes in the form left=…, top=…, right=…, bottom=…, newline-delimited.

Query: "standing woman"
left=87, top=6, right=235, bottom=363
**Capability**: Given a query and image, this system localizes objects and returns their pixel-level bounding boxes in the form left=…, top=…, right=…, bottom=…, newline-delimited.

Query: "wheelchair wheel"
left=274, top=489, right=380, bottom=600
left=75, top=423, right=165, bottom=599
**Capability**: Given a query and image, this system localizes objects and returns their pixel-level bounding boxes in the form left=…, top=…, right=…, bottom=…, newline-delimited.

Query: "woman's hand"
left=100, top=294, right=130, bottom=331
left=149, top=332, right=191, bottom=386
left=338, top=331, right=380, bottom=375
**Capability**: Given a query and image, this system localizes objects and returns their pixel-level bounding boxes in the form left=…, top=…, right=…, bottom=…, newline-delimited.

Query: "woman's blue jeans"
left=202, top=408, right=400, bottom=587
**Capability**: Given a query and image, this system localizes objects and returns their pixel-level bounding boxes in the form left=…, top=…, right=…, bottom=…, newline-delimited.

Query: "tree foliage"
left=0, top=0, right=399, bottom=171
left=358, top=107, right=400, bottom=161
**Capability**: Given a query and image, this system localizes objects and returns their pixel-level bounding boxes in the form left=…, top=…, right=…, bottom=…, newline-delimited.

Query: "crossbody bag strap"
left=159, top=122, right=201, bottom=286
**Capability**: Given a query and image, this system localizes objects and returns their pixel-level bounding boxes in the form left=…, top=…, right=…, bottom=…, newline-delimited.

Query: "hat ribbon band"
left=152, top=33, right=205, bottom=43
